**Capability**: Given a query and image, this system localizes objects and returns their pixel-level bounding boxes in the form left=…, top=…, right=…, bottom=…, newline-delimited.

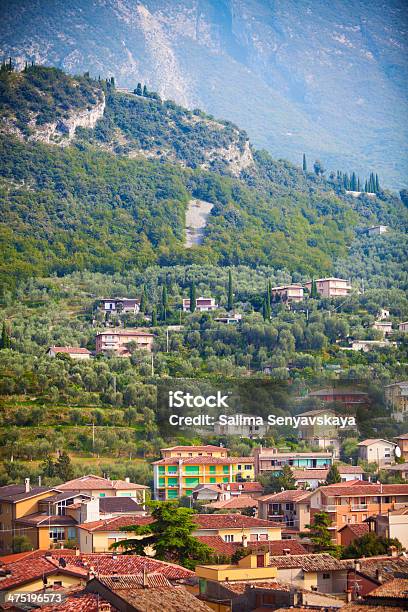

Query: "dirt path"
left=185, top=198, right=213, bottom=247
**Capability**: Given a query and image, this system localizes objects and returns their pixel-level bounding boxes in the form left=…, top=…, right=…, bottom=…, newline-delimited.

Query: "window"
left=286, top=503, right=294, bottom=511
left=223, top=477, right=229, bottom=483
left=99, top=493, right=106, bottom=497
left=158, top=466, right=165, bottom=475
left=223, top=465, right=229, bottom=474
left=209, top=466, right=216, bottom=474
left=209, top=477, right=216, bottom=483
left=259, top=534, right=268, bottom=541
left=237, top=465, right=242, bottom=470
left=53, top=581, right=62, bottom=587
left=49, top=527, right=65, bottom=542
left=244, top=465, right=252, bottom=470
left=67, top=527, right=76, bottom=540
left=158, top=478, right=165, bottom=487
left=322, top=573, right=330, bottom=580
left=224, top=534, right=234, bottom=542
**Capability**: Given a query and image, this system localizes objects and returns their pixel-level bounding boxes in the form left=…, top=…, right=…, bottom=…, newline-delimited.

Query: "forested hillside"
left=1, top=65, right=407, bottom=295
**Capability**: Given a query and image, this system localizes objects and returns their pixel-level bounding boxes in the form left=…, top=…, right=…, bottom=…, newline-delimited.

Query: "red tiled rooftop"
left=339, top=523, right=369, bottom=537
left=162, top=445, right=228, bottom=452
left=195, top=536, right=237, bottom=556
left=368, top=577, right=408, bottom=599
left=258, top=489, right=311, bottom=503
left=49, top=346, right=91, bottom=354
left=203, top=495, right=259, bottom=510
left=0, top=557, right=87, bottom=590
left=78, top=515, right=153, bottom=532
left=41, top=592, right=117, bottom=612
left=318, top=483, right=408, bottom=496
left=194, top=514, right=281, bottom=529
left=57, top=474, right=148, bottom=491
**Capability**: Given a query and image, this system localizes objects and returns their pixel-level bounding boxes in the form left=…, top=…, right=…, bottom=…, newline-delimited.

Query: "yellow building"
left=0, top=554, right=87, bottom=598
left=77, top=515, right=153, bottom=553
left=196, top=551, right=277, bottom=582
left=153, top=446, right=254, bottom=500
left=0, top=481, right=60, bottom=554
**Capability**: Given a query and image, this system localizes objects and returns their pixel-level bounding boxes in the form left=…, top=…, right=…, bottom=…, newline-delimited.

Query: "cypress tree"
left=1, top=322, right=10, bottom=349
left=357, top=177, right=361, bottom=191
left=375, top=174, right=380, bottom=193
left=140, top=285, right=147, bottom=314
left=267, top=281, right=272, bottom=311
left=151, top=306, right=157, bottom=327
left=135, top=83, right=142, bottom=96
left=143, top=84, right=148, bottom=96
left=189, top=282, right=196, bottom=313
left=161, top=286, right=168, bottom=321
left=310, top=279, right=318, bottom=299
left=227, top=270, right=233, bottom=311
left=302, top=153, right=307, bottom=172
left=110, top=76, right=115, bottom=88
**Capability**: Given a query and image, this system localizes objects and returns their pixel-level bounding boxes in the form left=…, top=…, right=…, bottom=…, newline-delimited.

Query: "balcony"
left=321, top=505, right=337, bottom=512
left=351, top=504, right=368, bottom=511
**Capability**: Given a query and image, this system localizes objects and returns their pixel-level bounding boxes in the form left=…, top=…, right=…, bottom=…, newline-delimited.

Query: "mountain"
left=0, top=0, right=407, bottom=189
left=1, top=65, right=407, bottom=294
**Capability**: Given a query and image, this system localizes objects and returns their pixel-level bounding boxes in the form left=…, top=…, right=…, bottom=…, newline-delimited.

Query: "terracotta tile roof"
left=358, top=438, right=396, bottom=446
left=57, top=474, right=148, bottom=490
left=367, top=577, right=408, bottom=599
left=228, top=481, right=263, bottom=492
left=45, top=552, right=194, bottom=580
left=97, top=573, right=172, bottom=589
left=309, top=387, right=368, bottom=397
left=341, top=606, right=401, bottom=612
left=115, top=586, right=212, bottom=611
left=336, top=465, right=364, bottom=473
left=270, top=553, right=353, bottom=571
left=356, top=556, right=408, bottom=581
left=203, top=495, right=259, bottom=509
left=395, top=432, right=408, bottom=440
left=292, top=469, right=329, bottom=480
left=41, top=592, right=117, bottom=611
left=318, top=482, right=408, bottom=496
left=0, top=484, right=58, bottom=502
left=195, top=536, right=238, bottom=556
left=253, top=540, right=308, bottom=556
left=153, top=456, right=254, bottom=466
left=339, top=523, right=369, bottom=537
left=78, top=515, right=153, bottom=532
left=0, top=556, right=87, bottom=590
left=258, top=489, right=311, bottom=503
left=15, top=513, right=77, bottom=527
left=194, top=514, right=281, bottom=529
left=49, top=346, right=91, bottom=354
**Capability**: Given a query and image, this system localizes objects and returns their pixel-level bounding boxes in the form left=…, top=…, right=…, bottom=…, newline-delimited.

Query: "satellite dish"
left=395, top=446, right=402, bottom=458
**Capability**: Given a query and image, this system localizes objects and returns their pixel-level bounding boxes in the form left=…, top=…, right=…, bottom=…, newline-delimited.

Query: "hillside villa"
left=304, top=277, right=352, bottom=298
left=357, top=438, right=397, bottom=467
left=95, top=329, right=154, bottom=355
left=270, top=284, right=304, bottom=303
left=182, top=297, right=218, bottom=312
left=99, top=297, right=140, bottom=313
left=47, top=346, right=91, bottom=359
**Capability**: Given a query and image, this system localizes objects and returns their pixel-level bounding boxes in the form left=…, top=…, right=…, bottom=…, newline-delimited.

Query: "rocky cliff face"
left=0, top=0, right=407, bottom=187
left=27, top=96, right=106, bottom=146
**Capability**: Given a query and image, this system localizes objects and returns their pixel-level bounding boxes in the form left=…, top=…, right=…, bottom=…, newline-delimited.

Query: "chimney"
left=354, top=560, right=361, bottom=572
left=375, top=568, right=383, bottom=583
left=143, top=566, right=148, bottom=588
left=75, top=548, right=80, bottom=556
left=389, top=545, right=398, bottom=557
left=242, top=535, right=248, bottom=548
left=38, top=476, right=42, bottom=487
left=125, top=477, right=130, bottom=483
left=346, top=589, right=352, bottom=603
left=25, top=478, right=30, bottom=493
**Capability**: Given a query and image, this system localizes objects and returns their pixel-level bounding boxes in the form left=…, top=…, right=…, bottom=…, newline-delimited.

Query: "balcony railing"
left=321, top=505, right=337, bottom=512
left=351, top=504, right=368, bottom=511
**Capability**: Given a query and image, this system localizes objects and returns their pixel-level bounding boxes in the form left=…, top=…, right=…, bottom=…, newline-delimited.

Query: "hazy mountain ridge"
left=0, top=0, right=407, bottom=187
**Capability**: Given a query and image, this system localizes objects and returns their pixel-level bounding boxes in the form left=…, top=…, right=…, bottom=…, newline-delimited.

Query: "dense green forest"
left=0, top=66, right=407, bottom=294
